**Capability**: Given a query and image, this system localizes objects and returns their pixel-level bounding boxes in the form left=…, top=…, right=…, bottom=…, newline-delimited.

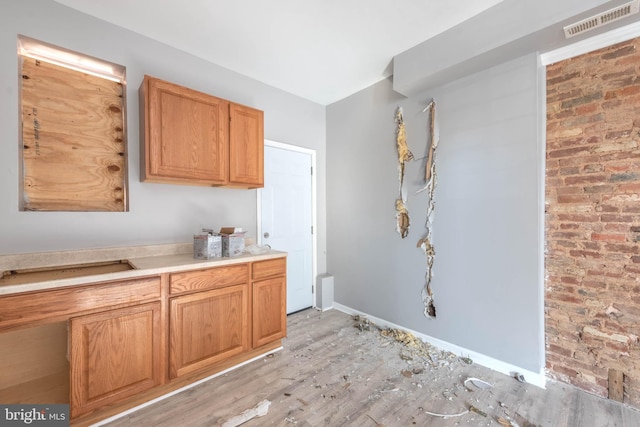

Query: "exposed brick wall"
left=545, top=37, right=640, bottom=407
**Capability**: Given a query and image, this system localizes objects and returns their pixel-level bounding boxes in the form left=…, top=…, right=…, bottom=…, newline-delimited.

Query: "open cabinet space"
left=0, top=321, right=69, bottom=404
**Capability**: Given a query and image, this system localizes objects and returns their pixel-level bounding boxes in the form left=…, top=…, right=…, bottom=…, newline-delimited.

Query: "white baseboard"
left=332, top=302, right=546, bottom=388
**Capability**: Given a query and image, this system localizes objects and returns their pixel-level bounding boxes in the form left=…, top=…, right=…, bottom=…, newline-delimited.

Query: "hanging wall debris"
left=395, top=107, right=413, bottom=238
left=416, top=100, right=439, bottom=318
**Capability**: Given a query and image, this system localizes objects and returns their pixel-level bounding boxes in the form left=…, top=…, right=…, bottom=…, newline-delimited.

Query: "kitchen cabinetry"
left=229, top=103, right=264, bottom=187
left=69, top=302, right=162, bottom=418
left=141, top=76, right=264, bottom=188
left=0, top=275, right=162, bottom=418
left=169, top=263, right=250, bottom=378
left=0, top=253, right=286, bottom=425
left=252, top=258, right=287, bottom=348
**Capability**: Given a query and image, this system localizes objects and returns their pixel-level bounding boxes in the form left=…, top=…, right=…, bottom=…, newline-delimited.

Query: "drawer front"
left=0, top=276, right=161, bottom=332
left=252, top=257, right=286, bottom=281
left=170, top=263, right=249, bottom=295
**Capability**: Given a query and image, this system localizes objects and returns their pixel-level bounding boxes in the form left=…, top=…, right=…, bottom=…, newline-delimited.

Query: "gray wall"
left=0, top=0, right=327, bottom=276
left=327, top=53, right=543, bottom=372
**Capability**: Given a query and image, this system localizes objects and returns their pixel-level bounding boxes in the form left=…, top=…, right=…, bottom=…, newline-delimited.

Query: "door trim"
left=257, top=139, right=317, bottom=310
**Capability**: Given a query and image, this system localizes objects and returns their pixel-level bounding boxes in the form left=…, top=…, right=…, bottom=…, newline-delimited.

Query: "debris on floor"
left=464, top=377, right=493, bottom=391
left=497, top=416, right=520, bottom=427
left=512, top=372, right=526, bottom=383
left=221, top=399, right=270, bottom=427
left=424, top=408, right=469, bottom=419
left=353, top=314, right=376, bottom=332
left=469, top=404, right=488, bottom=417
left=352, top=314, right=478, bottom=369
left=379, top=327, right=458, bottom=368
left=346, top=313, right=537, bottom=426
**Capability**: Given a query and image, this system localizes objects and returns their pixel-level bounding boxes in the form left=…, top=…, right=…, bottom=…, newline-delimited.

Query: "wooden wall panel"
left=20, top=57, right=127, bottom=211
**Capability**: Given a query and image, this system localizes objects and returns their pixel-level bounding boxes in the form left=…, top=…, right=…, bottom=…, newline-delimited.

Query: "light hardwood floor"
left=102, top=308, right=640, bottom=427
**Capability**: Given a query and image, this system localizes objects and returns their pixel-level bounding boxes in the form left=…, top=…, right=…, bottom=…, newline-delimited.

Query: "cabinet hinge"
left=311, top=226, right=314, bottom=234
left=310, top=166, right=313, bottom=175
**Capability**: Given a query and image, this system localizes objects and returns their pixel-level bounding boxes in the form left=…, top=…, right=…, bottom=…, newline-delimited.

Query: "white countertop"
left=0, top=243, right=285, bottom=296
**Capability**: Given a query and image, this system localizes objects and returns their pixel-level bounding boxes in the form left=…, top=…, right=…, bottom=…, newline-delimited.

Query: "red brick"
left=548, top=72, right=581, bottom=86
left=561, top=93, right=603, bottom=109
left=562, top=113, right=605, bottom=127
left=558, top=155, right=600, bottom=167
left=601, top=45, right=636, bottom=60
left=560, top=276, right=579, bottom=285
left=557, top=186, right=582, bottom=195
left=584, top=185, right=614, bottom=193
left=549, top=146, right=592, bottom=159
left=619, top=183, right=640, bottom=193
left=583, top=164, right=605, bottom=173
left=557, top=213, right=599, bottom=222
left=583, top=280, right=606, bottom=289
left=554, top=293, right=583, bottom=304
left=591, top=233, right=626, bottom=242
left=604, top=223, right=629, bottom=232
left=611, top=172, right=640, bottom=181
left=600, top=214, right=635, bottom=223
left=560, top=223, right=579, bottom=230
left=557, top=194, right=593, bottom=203
left=605, top=243, right=639, bottom=254
left=606, top=163, right=636, bottom=172
left=559, top=166, right=580, bottom=175
left=564, top=175, right=607, bottom=185
left=546, top=37, right=640, bottom=408
left=576, top=103, right=599, bottom=115
left=548, top=343, right=573, bottom=357
left=596, top=204, right=620, bottom=213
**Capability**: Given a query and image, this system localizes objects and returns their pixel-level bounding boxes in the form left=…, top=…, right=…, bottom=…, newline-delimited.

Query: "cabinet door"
left=252, top=276, right=286, bottom=348
left=70, top=302, right=162, bottom=418
left=144, top=76, right=228, bottom=185
left=169, top=284, right=249, bottom=378
left=229, top=103, right=264, bottom=187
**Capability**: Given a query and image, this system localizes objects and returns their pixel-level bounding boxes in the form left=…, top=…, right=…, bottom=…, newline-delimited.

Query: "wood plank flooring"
left=102, top=308, right=640, bottom=427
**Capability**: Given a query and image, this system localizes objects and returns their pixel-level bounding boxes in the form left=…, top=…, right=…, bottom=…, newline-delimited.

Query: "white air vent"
left=564, top=0, right=640, bottom=38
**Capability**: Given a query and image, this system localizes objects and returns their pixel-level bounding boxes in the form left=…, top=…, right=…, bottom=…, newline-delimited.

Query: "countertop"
left=0, top=242, right=286, bottom=296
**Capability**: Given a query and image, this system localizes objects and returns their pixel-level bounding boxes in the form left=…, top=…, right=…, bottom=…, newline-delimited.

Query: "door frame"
left=257, top=139, right=318, bottom=310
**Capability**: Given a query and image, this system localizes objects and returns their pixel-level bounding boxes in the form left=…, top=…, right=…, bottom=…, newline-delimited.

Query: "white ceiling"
left=53, top=0, right=504, bottom=105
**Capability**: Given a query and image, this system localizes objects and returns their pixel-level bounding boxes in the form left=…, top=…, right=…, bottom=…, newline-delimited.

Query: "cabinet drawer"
left=170, top=263, right=249, bottom=295
left=252, top=258, right=286, bottom=280
left=0, top=276, right=161, bottom=332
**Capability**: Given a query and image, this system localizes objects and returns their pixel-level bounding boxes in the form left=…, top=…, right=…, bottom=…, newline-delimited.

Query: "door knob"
left=263, top=232, right=270, bottom=238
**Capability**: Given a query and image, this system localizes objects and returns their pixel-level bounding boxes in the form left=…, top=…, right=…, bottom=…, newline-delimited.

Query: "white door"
left=260, top=144, right=314, bottom=314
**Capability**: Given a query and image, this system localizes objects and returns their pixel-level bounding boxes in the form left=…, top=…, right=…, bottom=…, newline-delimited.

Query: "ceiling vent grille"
left=564, top=0, right=640, bottom=38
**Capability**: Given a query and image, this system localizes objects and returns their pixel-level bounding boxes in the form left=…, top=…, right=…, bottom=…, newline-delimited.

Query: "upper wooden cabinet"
left=140, top=76, right=264, bottom=188
left=229, top=103, right=264, bottom=187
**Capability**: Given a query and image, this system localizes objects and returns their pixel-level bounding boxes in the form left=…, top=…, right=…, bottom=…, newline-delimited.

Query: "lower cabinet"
left=169, top=283, right=249, bottom=379
left=252, top=276, right=287, bottom=348
left=69, top=302, right=162, bottom=418
left=251, top=258, right=287, bottom=348
left=3, top=256, right=286, bottom=422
